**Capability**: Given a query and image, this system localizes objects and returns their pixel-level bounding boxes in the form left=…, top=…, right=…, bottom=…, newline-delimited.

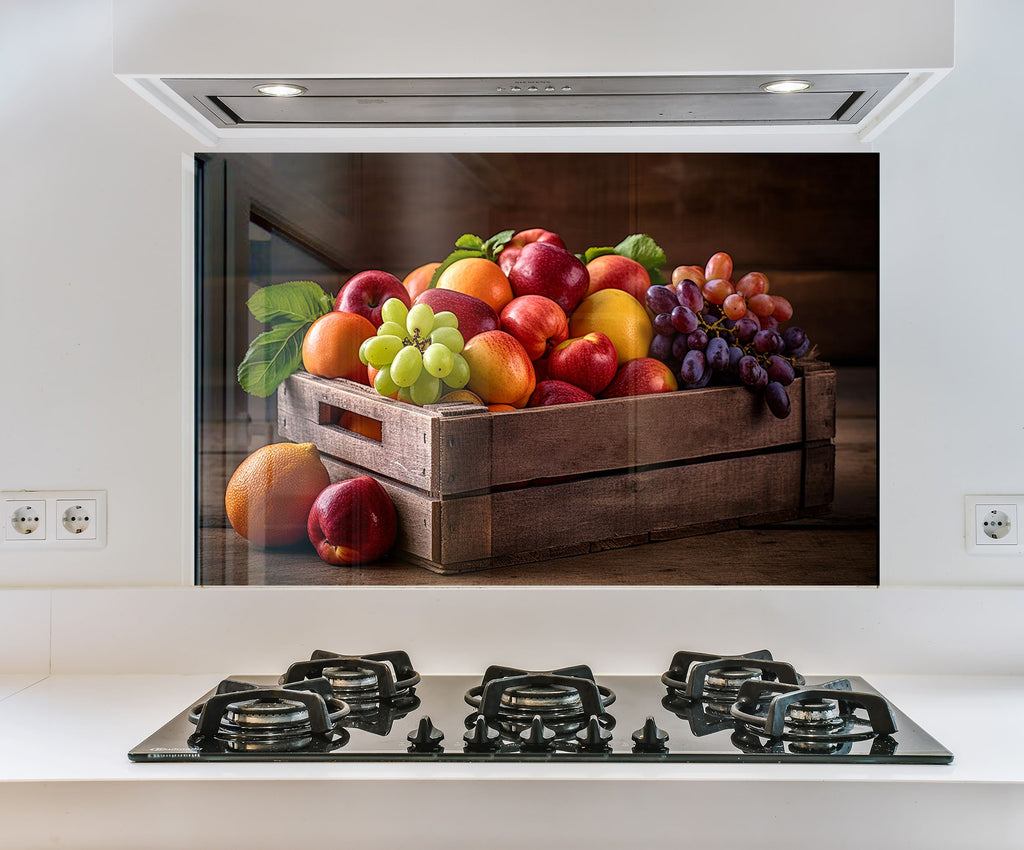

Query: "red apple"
left=528, top=380, right=595, bottom=407
left=334, top=270, right=411, bottom=328
left=498, top=228, right=566, bottom=276
left=499, top=295, right=569, bottom=361
left=307, top=476, right=397, bottom=566
left=600, top=358, right=679, bottom=398
left=584, top=254, right=651, bottom=302
left=508, top=242, right=590, bottom=315
left=413, top=288, right=500, bottom=341
left=547, top=331, right=619, bottom=396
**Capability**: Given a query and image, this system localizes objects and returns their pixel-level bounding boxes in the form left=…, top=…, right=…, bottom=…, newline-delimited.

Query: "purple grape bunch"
left=644, top=282, right=812, bottom=419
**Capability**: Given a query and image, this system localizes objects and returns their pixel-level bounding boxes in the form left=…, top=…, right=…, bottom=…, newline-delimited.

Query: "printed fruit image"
left=499, top=295, right=569, bottom=361
left=434, top=257, right=514, bottom=314
left=528, top=380, right=595, bottom=407
left=584, top=253, right=650, bottom=303
left=547, top=331, right=619, bottom=396
left=334, top=270, right=411, bottom=327
left=508, top=241, right=589, bottom=315
left=497, top=227, right=566, bottom=276
left=462, top=330, right=536, bottom=408
left=360, top=298, right=470, bottom=406
left=568, top=289, right=654, bottom=366
left=600, top=357, right=678, bottom=398
left=402, top=262, right=441, bottom=301
left=225, top=442, right=330, bottom=548
left=413, top=288, right=500, bottom=342
left=302, top=311, right=376, bottom=382
left=307, top=476, right=398, bottom=566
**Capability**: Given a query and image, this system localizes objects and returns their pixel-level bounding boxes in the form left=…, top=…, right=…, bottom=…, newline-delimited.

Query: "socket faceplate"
left=965, top=495, right=1024, bottom=556
left=0, top=491, right=106, bottom=549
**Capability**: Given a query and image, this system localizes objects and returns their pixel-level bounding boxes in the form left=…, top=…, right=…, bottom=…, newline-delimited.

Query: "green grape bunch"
left=358, top=298, right=471, bottom=406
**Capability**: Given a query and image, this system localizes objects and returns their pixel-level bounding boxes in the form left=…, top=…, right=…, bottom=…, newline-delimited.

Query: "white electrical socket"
left=0, top=490, right=106, bottom=549
left=4, top=500, right=46, bottom=541
left=965, top=495, right=1023, bottom=556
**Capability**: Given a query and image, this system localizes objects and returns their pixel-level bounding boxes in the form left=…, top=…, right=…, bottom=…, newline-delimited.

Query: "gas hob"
left=128, top=649, right=953, bottom=764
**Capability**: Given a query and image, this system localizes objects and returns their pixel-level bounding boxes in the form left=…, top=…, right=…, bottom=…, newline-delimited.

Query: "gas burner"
left=730, top=677, right=899, bottom=745
left=187, top=677, right=350, bottom=753
left=465, top=665, right=616, bottom=741
left=661, top=649, right=804, bottom=707
left=280, top=650, right=421, bottom=709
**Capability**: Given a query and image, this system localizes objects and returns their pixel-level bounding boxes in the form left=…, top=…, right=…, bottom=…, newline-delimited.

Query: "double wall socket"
left=964, top=495, right=1024, bottom=556
left=2, top=490, right=107, bottom=549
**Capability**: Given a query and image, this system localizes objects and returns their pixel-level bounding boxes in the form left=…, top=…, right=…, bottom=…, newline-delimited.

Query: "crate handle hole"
left=319, top=402, right=383, bottom=443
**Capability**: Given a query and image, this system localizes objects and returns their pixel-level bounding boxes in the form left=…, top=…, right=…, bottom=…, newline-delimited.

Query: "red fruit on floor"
left=307, top=476, right=398, bottom=566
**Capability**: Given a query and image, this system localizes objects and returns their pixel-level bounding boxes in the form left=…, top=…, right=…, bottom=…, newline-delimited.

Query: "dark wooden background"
left=196, top=152, right=878, bottom=586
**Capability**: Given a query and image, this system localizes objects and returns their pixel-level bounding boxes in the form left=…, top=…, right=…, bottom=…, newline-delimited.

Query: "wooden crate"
left=277, top=362, right=836, bottom=574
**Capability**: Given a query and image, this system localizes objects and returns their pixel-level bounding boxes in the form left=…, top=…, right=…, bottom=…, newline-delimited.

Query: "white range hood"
left=113, top=0, right=953, bottom=147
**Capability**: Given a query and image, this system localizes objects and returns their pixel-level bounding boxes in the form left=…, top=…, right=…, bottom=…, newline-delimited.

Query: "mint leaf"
left=482, top=229, right=516, bottom=261
left=237, top=321, right=309, bottom=398
left=455, top=233, right=484, bottom=251
left=582, top=246, right=617, bottom=264
left=614, top=234, right=666, bottom=271
left=428, top=249, right=486, bottom=288
left=246, top=280, right=332, bottom=325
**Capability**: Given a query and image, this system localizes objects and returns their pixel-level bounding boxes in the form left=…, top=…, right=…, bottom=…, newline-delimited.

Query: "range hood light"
left=760, top=80, right=813, bottom=93
left=255, top=83, right=307, bottom=97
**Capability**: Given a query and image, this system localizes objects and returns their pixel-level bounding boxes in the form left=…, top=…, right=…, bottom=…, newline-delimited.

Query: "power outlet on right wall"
left=964, top=496, right=1024, bottom=556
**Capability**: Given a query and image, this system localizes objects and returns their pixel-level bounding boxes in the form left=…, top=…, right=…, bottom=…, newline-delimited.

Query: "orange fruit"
left=302, top=311, right=376, bottom=382
left=487, top=404, right=516, bottom=412
left=403, top=262, right=441, bottom=301
left=225, top=442, right=330, bottom=547
left=434, top=257, right=514, bottom=314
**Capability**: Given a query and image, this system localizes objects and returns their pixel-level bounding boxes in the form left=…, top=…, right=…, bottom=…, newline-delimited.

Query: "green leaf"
left=427, top=248, right=487, bottom=288
left=246, top=280, right=332, bottom=325
left=482, top=229, right=516, bottom=261
left=582, top=246, right=617, bottom=264
left=237, top=321, right=309, bottom=398
left=614, top=234, right=667, bottom=270
left=454, top=233, right=485, bottom=251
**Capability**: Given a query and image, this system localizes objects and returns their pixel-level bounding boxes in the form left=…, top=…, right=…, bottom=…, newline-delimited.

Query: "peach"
left=462, top=330, right=536, bottom=408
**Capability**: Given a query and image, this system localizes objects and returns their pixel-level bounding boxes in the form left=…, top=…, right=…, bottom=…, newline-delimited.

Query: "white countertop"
left=1, top=673, right=1022, bottom=849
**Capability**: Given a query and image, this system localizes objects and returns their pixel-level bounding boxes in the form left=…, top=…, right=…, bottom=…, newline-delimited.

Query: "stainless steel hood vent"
left=165, top=74, right=906, bottom=130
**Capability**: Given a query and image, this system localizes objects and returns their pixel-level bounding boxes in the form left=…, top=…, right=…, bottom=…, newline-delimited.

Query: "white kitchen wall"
left=0, top=0, right=1022, bottom=595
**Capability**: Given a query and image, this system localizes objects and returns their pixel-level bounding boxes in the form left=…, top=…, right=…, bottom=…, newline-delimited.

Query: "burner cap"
left=224, top=697, right=310, bottom=729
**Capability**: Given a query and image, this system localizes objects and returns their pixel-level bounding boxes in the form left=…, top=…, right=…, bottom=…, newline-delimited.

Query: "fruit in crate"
left=359, top=299, right=470, bottom=406
left=402, top=262, right=441, bottom=301
left=302, top=311, right=377, bottom=383
left=644, top=252, right=816, bottom=419
left=528, top=380, right=596, bottom=407
left=600, top=358, right=678, bottom=398
left=568, top=288, right=654, bottom=366
left=583, top=253, right=650, bottom=303
left=497, top=228, right=566, bottom=276
left=508, top=242, right=590, bottom=315
left=413, top=288, right=500, bottom=342
left=434, top=257, right=514, bottom=313
left=334, top=270, right=411, bottom=327
left=225, top=442, right=330, bottom=548
left=307, top=476, right=398, bottom=566
left=547, top=332, right=618, bottom=397
left=499, top=295, right=569, bottom=361
left=461, top=330, right=536, bottom=408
